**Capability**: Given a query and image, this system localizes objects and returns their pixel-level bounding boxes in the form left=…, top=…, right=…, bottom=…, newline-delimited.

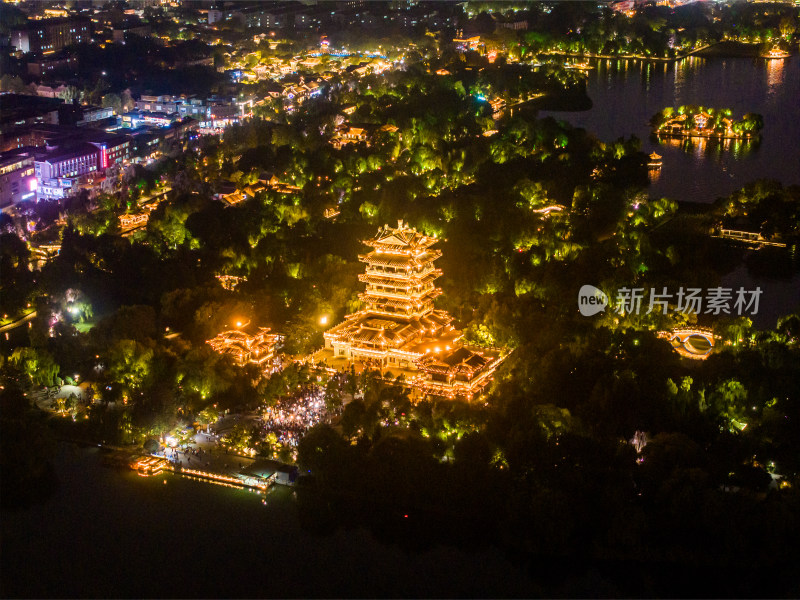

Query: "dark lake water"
left=0, top=445, right=534, bottom=598
left=543, top=56, right=800, bottom=204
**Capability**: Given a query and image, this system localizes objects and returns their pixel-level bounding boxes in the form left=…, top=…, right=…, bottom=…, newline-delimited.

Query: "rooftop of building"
left=0, top=146, right=37, bottom=167
left=416, top=345, right=499, bottom=376
left=0, top=94, right=63, bottom=126
left=209, top=324, right=279, bottom=341
left=12, top=15, right=91, bottom=31
left=26, top=49, right=75, bottom=63
left=325, top=309, right=458, bottom=355
left=2, top=124, right=129, bottom=163
left=36, top=142, right=100, bottom=163
left=2, top=122, right=129, bottom=144
left=365, top=220, right=439, bottom=252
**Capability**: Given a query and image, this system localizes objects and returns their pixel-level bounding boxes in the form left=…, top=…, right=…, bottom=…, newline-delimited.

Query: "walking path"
left=0, top=310, right=37, bottom=333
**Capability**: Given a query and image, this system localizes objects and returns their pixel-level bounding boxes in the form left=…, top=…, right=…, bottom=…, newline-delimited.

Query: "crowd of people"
left=164, top=445, right=206, bottom=465
left=261, top=386, right=337, bottom=447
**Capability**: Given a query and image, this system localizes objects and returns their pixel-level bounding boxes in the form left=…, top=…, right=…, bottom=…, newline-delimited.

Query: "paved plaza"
left=158, top=417, right=260, bottom=477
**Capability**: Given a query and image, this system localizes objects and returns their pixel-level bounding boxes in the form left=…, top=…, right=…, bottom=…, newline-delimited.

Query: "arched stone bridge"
left=658, top=327, right=718, bottom=360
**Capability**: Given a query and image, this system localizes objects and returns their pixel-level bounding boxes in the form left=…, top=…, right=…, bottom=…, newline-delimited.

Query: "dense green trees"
left=9, top=347, right=60, bottom=388
left=0, top=232, right=35, bottom=317
left=713, top=180, right=800, bottom=243
left=506, top=1, right=797, bottom=59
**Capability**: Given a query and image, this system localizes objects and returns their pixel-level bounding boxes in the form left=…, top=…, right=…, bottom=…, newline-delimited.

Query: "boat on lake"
left=131, top=455, right=170, bottom=476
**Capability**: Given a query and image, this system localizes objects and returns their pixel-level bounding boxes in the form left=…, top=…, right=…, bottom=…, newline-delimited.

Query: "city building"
left=58, top=103, right=116, bottom=128
left=135, top=95, right=198, bottom=116
left=331, top=125, right=369, bottom=148
left=126, top=117, right=199, bottom=159
left=209, top=2, right=299, bottom=29
left=118, top=211, right=150, bottom=231
left=207, top=104, right=241, bottom=129
left=331, top=123, right=398, bottom=149
left=129, top=95, right=252, bottom=130
left=390, top=5, right=458, bottom=30
left=35, top=84, right=70, bottom=99
left=494, top=15, right=528, bottom=31
left=26, top=53, right=78, bottom=76
left=33, top=131, right=131, bottom=201
left=0, top=149, right=37, bottom=207
left=322, top=222, right=508, bottom=399
left=0, top=95, right=62, bottom=137
left=1, top=123, right=77, bottom=153
left=35, top=142, right=102, bottom=200
left=111, top=20, right=151, bottom=42
left=10, top=17, right=91, bottom=54
left=453, top=36, right=483, bottom=52
left=207, top=8, right=224, bottom=25
left=122, top=110, right=180, bottom=129
left=294, top=6, right=328, bottom=30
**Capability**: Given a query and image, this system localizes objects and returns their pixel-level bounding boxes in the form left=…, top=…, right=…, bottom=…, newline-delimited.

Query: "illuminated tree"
left=741, top=113, right=764, bottom=133
left=533, top=404, right=572, bottom=439
left=514, top=179, right=551, bottom=211
left=324, top=379, right=343, bottom=413
left=714, top=316, right=754, bottom=348
left=710, top=379, right=749, bottom=431
left=196, top=406, right=220, bottom=431
left=9, top=347, right=60, bottom=388
left=779, top=16, right=796, bottom=39
left=107, top=339, right=153, bottom=390
left=223, top=423, right=253, bottom=452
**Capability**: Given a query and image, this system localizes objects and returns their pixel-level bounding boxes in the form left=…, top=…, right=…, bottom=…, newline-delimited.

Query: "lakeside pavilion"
left=207, top=324, right=283, bottom=374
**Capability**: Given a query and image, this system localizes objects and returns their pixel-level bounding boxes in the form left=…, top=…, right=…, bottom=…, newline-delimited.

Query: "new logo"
left=578, top=285, right=608, bottom=316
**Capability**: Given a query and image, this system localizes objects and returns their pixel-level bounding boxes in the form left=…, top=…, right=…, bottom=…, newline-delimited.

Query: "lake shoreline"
left=537, top=40, right=795, bottom=63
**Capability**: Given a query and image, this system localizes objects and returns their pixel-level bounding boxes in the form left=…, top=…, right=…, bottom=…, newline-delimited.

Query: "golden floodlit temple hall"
left=319, top=221, right=508, bottom=399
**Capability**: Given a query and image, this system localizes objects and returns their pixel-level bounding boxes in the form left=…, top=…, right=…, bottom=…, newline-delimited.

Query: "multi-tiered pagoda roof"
left=322, top=221, right=509, bottom=399
left=356, top=223, right=445, bottom=320
left=324, top=221, right=457, bottom=363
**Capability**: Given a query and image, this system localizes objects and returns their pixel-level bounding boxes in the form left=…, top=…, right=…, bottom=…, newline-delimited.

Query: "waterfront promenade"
left=539, top=43, right=713, bottom=63
left=160, top=430, right=257, bottom=476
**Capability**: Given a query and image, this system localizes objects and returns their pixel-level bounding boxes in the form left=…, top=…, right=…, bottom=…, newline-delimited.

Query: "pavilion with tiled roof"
left=207, top=325, right=283, bottom=373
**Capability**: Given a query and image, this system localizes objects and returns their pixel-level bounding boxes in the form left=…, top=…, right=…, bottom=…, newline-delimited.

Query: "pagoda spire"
left=357, top=221, right=443, bottom=320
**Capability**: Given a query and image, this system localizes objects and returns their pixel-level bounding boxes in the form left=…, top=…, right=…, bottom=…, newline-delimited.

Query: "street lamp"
left=319, top=315, right=328, bottom=326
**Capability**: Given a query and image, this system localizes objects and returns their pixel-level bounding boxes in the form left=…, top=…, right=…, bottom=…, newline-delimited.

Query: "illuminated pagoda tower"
left=323, top=221, right=507, bottom=399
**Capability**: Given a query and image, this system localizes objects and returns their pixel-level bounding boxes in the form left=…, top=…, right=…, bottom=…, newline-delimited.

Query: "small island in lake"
left=763, top=45, right=791, bottom=60
left=651, top=106, right=764, bottom=141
